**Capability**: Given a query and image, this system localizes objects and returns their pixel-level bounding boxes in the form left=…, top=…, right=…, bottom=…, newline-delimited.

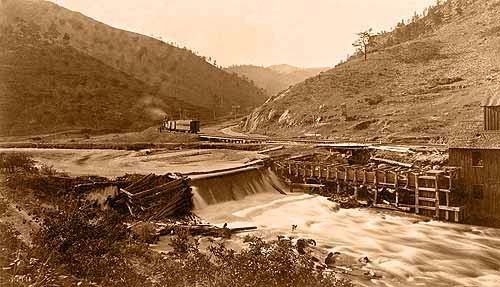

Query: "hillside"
left=0, top=16, right=209, bottom=136
left=225, top=64, right=329, bottom=96
left=0, top=0, right=267, bottom=135
left=243, top=0, right=500, bottom=142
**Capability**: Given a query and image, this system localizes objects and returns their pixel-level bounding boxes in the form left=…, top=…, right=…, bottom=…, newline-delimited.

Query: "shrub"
left=32, top=202, right=148, bottom=286
left=365, top=95, right=384, bottom=105
left=0, top=152, right=36, bottom=173
left=157, top=234, right=352, bottom=287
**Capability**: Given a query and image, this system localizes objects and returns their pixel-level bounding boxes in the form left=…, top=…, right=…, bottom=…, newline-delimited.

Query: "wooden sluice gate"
left=271, top=160, right=465, bottom=222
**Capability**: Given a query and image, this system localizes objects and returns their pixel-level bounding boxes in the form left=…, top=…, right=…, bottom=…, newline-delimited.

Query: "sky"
left=50, top=0, right=436, bottom=68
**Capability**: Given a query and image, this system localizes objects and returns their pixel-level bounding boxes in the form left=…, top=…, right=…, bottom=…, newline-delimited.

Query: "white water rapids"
left=193, top=170, right=500, bottom=287
left=3, top=148, right=499, bottom=286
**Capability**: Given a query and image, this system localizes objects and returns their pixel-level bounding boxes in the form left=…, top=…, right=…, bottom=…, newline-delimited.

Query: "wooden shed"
left=449, top=97, right=500, bottom=222
left=482, top=95, right=500, bottom=130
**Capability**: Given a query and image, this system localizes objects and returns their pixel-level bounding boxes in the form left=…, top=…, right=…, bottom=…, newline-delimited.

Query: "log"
left=292, top=183, right=326, bottom=189
left=288, top=153, right=316, bottom=161
left=258, top=145, right=284, bottom=154
left=371, top=157, right=413, bottom=168
left=230, top=226, right=257, bottom=233
left=155, top=224, right=257, bottom=238
left=370, top=146, right=416, bottom=154
left=124, top=174, right=156, bottom=192
left=132, top=179, right=186, bottom=199
left=270, top=182, right=287, bottom=195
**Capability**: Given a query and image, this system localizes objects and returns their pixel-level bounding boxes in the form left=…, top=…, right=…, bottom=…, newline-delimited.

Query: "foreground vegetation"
left=0, top=153, right=351, bottom=286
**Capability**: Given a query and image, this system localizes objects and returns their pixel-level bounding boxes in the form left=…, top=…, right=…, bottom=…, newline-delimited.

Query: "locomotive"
left=159, top=119, right=200, bottom=134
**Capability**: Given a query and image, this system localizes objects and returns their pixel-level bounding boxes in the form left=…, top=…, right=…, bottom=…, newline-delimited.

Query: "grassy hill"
left=0, top=0, right=267, bottom=135
left=0, top=16, right=208, bottom=136
left=243, top=0, right=500, bottom=142
left=226, top=64, right=329, bottom=96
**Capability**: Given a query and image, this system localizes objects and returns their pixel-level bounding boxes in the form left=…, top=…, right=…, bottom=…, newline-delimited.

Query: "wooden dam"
left=271, top=160, right=465, bottom=222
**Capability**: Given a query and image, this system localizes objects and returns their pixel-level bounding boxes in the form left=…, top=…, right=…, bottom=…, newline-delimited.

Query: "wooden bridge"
left=272, top=161, right=465, bottom=222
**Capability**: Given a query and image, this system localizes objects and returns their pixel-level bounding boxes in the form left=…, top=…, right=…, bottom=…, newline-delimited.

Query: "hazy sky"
left=50, top=0, right=435, bottom=68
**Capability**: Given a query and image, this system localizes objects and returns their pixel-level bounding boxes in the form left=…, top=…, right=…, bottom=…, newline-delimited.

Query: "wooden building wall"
left=484, top=106, right=500, bottom=131
left=449, top=148, right=500, bottom=219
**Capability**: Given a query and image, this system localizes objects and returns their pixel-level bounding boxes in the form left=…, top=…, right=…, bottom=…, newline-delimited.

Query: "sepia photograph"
left=1, top=0, right=500, bottom=286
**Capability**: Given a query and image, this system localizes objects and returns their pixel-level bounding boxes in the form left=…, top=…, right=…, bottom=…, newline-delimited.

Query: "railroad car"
left=159, top=119, right=200, bottom=133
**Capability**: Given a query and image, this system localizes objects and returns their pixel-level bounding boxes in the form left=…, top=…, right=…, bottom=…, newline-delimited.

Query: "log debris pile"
left=116, top=173, right=193, bottom=220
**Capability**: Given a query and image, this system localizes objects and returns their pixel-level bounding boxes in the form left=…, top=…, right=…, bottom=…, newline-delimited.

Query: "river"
left=2, top=148, right=500, bottom=286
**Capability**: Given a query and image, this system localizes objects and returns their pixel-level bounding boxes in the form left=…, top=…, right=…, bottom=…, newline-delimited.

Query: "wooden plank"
left=418, top=175, right=437, bottom=180
left=371, top=157, right=413, bottom=168
left=292, top=183, right=325, bottom=189
left=120, top=188, right=134, bottom=199
left=439, top=206, right=463, bottom=212
left=418, top=187, right=451, bottom=193
left=415, top=205, right=436, bottom=211
left=124, top=173, right=156, bottom=193
left=415, top=173, right=419, bottom=214
left=435, top=175, right=440, bottom=218
left=258, top=145, right=284, bottom=154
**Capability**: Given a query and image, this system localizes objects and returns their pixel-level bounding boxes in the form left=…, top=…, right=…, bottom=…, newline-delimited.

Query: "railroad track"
left=198, top=134, right=448, bottom=152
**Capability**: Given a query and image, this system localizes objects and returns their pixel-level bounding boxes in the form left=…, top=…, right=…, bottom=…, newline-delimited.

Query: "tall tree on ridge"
left=353, top=28, right=375, bottom=61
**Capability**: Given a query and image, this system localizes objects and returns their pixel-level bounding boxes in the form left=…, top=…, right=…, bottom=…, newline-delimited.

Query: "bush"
left=157, top=234, right=351, bottom=287
left=0, top=152, right=36, bottom=173
left=32, top=202, right=148, bottom=286
left=365, top=95, right=384, bottom=105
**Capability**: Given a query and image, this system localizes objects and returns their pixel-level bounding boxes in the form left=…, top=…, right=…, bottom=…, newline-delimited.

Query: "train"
left=159, top=119, right=200, bottom=134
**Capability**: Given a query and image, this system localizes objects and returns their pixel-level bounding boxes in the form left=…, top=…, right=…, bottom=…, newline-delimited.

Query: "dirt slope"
left=243, top=0, right=500, bottom=142
left=0, top=0, right=267, bottom=128
left=226, top=64, right=329, bottom=96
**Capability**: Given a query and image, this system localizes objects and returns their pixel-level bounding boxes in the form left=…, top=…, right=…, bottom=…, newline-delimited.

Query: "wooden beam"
left=415, top=173, right=420, bottom=214
left=371, top=157, right=413, bottom=168
left=435, top=175, right=440, bottom=218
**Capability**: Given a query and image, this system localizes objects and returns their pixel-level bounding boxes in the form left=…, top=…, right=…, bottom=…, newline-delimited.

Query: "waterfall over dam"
left=190, top=166, right=288, bottom=209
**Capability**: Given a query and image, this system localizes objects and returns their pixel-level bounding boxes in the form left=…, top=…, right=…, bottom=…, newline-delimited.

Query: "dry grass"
left=244, top=0, right=500, bottom=142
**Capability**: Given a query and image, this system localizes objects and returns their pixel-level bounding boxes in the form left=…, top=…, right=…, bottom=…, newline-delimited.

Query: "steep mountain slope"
left=1, top=0, right=267, bottom=119
left=225, top=64, right=329, bottom=96
left=244, top=0, right=500, bottom=142
left=0, top=16, right=207, bottom=136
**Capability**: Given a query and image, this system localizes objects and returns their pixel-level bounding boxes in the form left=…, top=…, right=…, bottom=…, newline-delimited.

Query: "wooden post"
left=327, top=166, right=330, bottom=179
left=288, top=163, right=292, bottom=176
left=446, top=171, right=451, bottom=221
left=311, top=165, right=314, bottom=177
left=395, top=172, right=399, bottom=207
left=405, top=172, right=410, bottom=189
left=374, top=170, right=378, bottom=204
left=415, top=173, right=419, bottom=214
left=353, top=171, right=358, bottom=199
left=435, top=174, right=440, bottom=218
